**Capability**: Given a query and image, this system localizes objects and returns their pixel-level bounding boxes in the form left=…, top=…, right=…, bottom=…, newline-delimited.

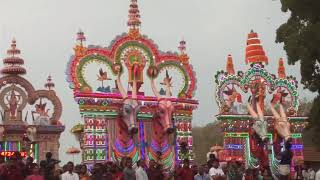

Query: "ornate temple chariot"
left=67, top=0, right=198, bottom=169
left=214, top=30, right=307, bottom=177
left=0, top=40, right=64, bottom=162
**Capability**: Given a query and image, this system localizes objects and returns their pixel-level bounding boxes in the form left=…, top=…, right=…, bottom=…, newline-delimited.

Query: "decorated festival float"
left=66, top=0, right=198, bottom=170
left=214, top=30, right=307, bottom=177
left=0, top=40, right=64, bottom=162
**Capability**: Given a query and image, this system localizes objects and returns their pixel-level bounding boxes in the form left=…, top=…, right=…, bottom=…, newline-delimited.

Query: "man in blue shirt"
left=194, top=165, right=210, bottom=180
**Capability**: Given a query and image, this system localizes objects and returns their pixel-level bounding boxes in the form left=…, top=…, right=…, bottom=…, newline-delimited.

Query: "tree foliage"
left=276, top=0, right=320, bottom=147
left=192, top=122, right=223, bottom=164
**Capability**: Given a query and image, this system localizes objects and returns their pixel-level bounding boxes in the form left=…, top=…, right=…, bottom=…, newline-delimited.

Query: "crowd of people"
left=0, top=151, right=320, bottom=180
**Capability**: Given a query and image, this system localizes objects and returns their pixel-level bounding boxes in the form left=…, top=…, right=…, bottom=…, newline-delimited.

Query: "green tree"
left=192, top=122, right=223, bottom=164
left=276, top=0, right=320, bottom=148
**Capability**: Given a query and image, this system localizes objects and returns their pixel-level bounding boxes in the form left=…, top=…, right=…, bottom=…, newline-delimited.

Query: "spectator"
left=123, top=157, right=136, bottom=180
left=315, top=169, right=320, bottom=180
left=111, top=163, right=123, bottom=180
left=308, top=168, right=316, bottom=180
left=295, top=164, right=304, bottom=180
left=227, top=160, right=242, bottom=180
left=120, top=157, right=127, bottom=171
left=0, top=156, right=5, bottom=179
left=203, top=164, right=210, bottom=174
left=61, top=161, right=79, bottom=180
left=192, top=164, right=199, bottom=176
left=62, top=164, right=68, bottom=173
left=194, top=165, right=210, bottom=180
left=79, top=165, right=89, bottom=180
left=24, top=156, right=34, bottom=176
left=26, top=164, right=44, bottom=180
left=176, top=159, right=194, bottom=180
left=136, top=159, right=148, bottom=180
left=91, top=163, right=104, bottom=180
left=209, top=159, right=226, bottom=180
left=53, top=168, right=63, bottom=180
left=244, top=169, right=254, bottom=180
left=74, top=164, right=82, bottom=175
left=279, top=141, right=293, bottom=180
left=261, top=168, right=273, bottom=180
left=147, top=159, right=163, bottom=180
left=5, top=162, right=24, bottom=180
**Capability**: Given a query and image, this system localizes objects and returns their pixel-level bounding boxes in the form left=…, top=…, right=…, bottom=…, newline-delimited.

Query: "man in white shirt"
left=209, top=159, right=226, bottom=180
left=315, top=169, right=320, bottom=180
left=136, top=159, right=148, bottom=180
left=308, top=168, right=316, bottom=180
left=61, top=161, right=79, bottom=180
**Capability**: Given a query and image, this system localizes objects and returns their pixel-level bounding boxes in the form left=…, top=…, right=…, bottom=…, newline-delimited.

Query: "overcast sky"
left=0, top=0, right=315, bottom=164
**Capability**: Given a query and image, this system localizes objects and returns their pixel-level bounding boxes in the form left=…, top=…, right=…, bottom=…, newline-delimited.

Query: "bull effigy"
left=214, top=30, right=307, bottom=178
left=67, top=0, right=198, bottom=170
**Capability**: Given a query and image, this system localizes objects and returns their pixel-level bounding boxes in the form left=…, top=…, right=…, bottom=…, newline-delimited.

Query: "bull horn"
left=151, top=78, right=161, bottom=99
left=116, top=73, right=128, bottom=99
left=165, top=85, right=171, bottom=98
left=132, top=77, right=137, bottom=100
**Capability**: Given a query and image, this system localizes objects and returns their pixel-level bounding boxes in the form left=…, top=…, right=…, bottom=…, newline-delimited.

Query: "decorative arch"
left=274, top=79, right=299, bottom=111
left=215, top=75, right=242, bottom=108
left=28, top=90, right=62, bottom=124
left=240, top=65, right=276, bottom=92
left=0, top=75, right=35, bottom=98
left=214, top=65, right=299, bottom=112
left=154, top=61, right=190, bottom=98
left=114, top=41, right=155, bottom=65
left=75, top=54, right=114, bottom=92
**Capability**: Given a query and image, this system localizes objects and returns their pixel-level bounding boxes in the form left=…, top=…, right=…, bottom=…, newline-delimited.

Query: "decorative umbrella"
left=210, top=145, right=223, bottom=152
left=66, top=146, right=80, bottom=162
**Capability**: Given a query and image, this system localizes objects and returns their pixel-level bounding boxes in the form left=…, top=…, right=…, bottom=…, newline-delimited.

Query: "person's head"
left=0, top=156, right=4, bottom=164
left=74, top=164, right=82, bottom=174
left=39, top=160, right=47, bottom=168
left=26, top=156, right=34, bottom=165
left=46, top=152, right=52, bottom=160
left=183, top=159, right=190, bottom=168
left=253, top=168, right=259, bottom=176
left=67, top=161, right=74, bottom=173
left=149, top=159, right=156, bottom=168
left=137, top=159, right=145, bottom=168
left=284, top=140, right=292, bottom=150
left=120, top=157, right=127, bottom=167
left=32, top=164, right=40, bottom=175
left=263, top=167, right=272, bottom=177
left=126, top=157, right=133, bottom=168
left=80, top=164, right=87, bottom=175
left=203, top=164, right=209, bottom=173
left=54, top=169, right=63, bottom=176
left=198, top=165, right=205, bottom=175
left=110, top=163, right=118, bottom=173
left=192, top=164, right=198, bottom=174
left=92, top=163, right=103, bottom=175
left=62, top=164, right=68, bottom=173
left=209, top=153, right=216, bottom=160
left=212, top=159, right=219, bottom=168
